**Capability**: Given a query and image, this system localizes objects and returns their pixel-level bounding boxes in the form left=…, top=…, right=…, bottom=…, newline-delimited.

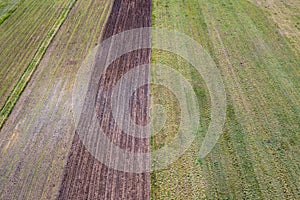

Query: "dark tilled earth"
left=57, top=0, right=152, bottom=199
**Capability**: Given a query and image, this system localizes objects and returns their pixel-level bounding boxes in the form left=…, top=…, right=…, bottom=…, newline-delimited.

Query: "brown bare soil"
left=57, top=0, right=152, bottom=199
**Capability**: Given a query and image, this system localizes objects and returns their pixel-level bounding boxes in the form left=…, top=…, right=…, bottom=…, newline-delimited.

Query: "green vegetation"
left=251, top=0, right=300, bottom=53
left=0, top=0, right=298, bottom=198
left=151, top=0, right=299, bottom=199
left=0, top=0, right=70, bottom=108
left=0, top=0, right=112, bottom=198
left=0, top=0, right=77, bottom=129
left=0, top=0, right=22, bottom=25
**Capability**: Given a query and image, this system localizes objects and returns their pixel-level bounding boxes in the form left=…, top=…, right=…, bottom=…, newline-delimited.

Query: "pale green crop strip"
left=0, top=0, right=23, bottom=24
left=0, top=0, right=77, bottom=129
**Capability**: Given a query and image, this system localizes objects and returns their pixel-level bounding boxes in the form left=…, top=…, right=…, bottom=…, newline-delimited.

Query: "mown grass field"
left=151, top=0, right=299, bottom=199
left=252, top=0, right=300, bottom=53
left=0, top=0, right=112, bottom=199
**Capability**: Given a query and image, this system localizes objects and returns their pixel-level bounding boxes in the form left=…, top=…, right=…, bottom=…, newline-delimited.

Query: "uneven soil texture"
left=0, top=0, right=112, bottom=199
left=57, top=0, right=152, bottom=199
left=1, top=0, right=298, bottom=199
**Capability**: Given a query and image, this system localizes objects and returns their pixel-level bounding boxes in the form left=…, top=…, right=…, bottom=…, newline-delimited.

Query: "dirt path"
left=57, top=0, right=152, bottom=199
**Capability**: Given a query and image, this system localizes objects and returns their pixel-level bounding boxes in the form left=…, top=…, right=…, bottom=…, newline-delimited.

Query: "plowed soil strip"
left=58, top=0, right=152, bottom=199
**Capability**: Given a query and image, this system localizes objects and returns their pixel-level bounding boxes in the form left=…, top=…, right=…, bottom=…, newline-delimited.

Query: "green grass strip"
left=0, top=0, right=24, bottom=25
left=0, top=0, right=77, bottom=129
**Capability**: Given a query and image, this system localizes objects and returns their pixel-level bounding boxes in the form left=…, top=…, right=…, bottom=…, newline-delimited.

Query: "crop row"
left=0, top=0, right=77, bottom=129
left=151, top=0, right=299, bottom=199
left=0, top=0, right=74, bottom=119
left=0, top=0, right=112, bottom=199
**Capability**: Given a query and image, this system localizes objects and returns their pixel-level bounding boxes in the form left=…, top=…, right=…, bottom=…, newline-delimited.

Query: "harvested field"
left=0, top=0, right=77, bottom=127
left=0, top=0, right=22, bottom=24
left=0, top=0, right=112, bottom=199
left=151, top=0, right=299, bottom=199
left=0, top=0, right=71, bottom=107
left=251, top=0, right=300, bottom=53
left=58, top=0, right=152, bottom=199
left=0, top=0, right=299, bottom=199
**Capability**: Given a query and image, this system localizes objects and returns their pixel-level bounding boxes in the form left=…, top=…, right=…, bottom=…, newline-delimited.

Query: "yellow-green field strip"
left=151, top=0, right=299, bottom=199
left=1, top=0, right=67, bottom=107
left=0, top=0, right=77, bottom=129
left=0, top=0, right=112, bottom=198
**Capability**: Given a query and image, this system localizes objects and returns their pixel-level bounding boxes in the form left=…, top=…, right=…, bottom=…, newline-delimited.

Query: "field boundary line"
left=0, top=0, right=25, bottom=25
left=0, top=0, right=77, bottom=129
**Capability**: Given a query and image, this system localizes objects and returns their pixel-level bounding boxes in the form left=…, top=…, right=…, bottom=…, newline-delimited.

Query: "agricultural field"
left=0, top=0, right=77, bottom=127
left=58, top=0, right=152, bottom=199
left=0, top=0, right=299, bottom=199
left=0, top=0, right=21, bottom=24
left=0, top=0, right=112, bottom=199
left=151, top=0, right=299, bottom=199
